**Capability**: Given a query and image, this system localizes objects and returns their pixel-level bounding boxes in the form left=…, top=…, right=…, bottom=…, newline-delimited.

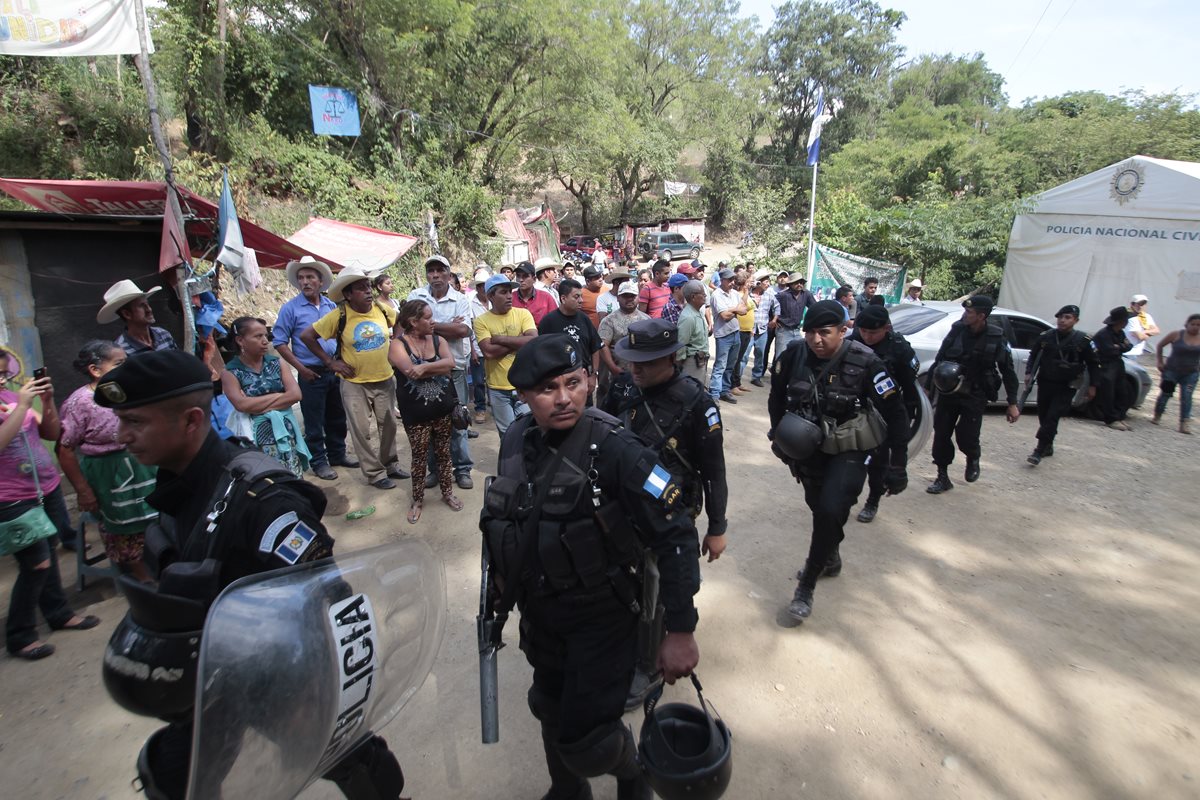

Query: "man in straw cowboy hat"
left=98, top=280, right=179, bottom=357
left=272, top=256, right=355, bottom=481
left=300, top=265, right=409, bottom=490
left=901, top=278, right=924, bottom=304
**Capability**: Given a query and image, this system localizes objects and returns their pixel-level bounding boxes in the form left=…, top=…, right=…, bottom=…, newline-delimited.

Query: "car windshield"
left=889, top=305, right=948, bottom=336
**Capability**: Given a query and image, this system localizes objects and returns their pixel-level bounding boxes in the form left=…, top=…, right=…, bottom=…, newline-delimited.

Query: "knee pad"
left=528, top=684, right=561, bottom=724
left=556, top=721, right=636, bottom=779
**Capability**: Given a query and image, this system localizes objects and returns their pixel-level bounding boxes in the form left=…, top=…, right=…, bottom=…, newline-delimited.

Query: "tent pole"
left=132, top=0, right=195, bottom=353
left=806, top=162, right=819, bottom=284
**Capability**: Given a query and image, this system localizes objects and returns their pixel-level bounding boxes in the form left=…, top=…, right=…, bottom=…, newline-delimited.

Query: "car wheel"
left=689, top=247, right=700, bottom=259
left=661, top=250, right=674, bottom=261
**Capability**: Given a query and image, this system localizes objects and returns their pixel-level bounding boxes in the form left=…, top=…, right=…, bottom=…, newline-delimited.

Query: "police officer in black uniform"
left=1092, top=306, right=1136, bottom=430
left=848, top=305, right=920, bottom=522
left=613, top=318, right=727, bottom=709
left=926, top=296, right=1020, bottom=494
left=480, top=334, right=700, bottom=800
left=95, top=351, right=404, bottom=800
left=767, top=300, right=909, bottom=622
left=1024, top=304, right=1100, bottom=464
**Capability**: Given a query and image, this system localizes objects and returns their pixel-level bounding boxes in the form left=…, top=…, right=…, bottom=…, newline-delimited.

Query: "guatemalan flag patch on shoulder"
left=643, top=464, right=672, bottom=498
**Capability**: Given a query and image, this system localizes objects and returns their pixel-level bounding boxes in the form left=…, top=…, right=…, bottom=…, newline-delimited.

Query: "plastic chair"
left=76, top=512, right=118, bottom=591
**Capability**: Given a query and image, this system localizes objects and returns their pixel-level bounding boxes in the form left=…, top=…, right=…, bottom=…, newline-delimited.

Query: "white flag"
left=0, top=0, right=153, bottom=57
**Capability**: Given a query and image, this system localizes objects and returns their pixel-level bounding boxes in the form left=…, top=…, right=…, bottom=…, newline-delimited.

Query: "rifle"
left=1018, top=348, right=1042, bottom=411
left=477, top=535, right=502, bottom=744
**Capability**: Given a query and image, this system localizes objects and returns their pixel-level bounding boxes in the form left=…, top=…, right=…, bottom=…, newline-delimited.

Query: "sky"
left=738, top=0, right=1200, bottom=106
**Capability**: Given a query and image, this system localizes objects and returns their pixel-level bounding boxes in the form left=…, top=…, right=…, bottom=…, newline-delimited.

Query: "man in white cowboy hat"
left=468, top=267, right=491, bottom=423
left=272, top=256, right=354, bottom=481
left=408, top=254, right=475, bottom=490
left=300, top=266, right=408, bottom=490
left=99, top=280, right=179, bottom=356
left=902, top=278, right=924, bottom=304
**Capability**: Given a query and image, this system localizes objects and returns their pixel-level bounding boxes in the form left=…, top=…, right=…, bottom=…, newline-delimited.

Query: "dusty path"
left=2, top=369, right=1197, bottom=800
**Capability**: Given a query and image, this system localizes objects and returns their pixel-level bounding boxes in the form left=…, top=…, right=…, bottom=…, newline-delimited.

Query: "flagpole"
left=131, top=0, right=195, bottom=352
left=806, top=161, right=818, bottom=285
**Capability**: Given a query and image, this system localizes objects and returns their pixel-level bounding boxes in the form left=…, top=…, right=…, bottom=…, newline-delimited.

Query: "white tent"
left=999, top=155, right=1200, bottom=331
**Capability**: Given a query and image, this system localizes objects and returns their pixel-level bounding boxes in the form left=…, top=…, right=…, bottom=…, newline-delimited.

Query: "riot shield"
left=908, top=387, right=933, bottom=462
left=186, top=540, right=445, bottom=800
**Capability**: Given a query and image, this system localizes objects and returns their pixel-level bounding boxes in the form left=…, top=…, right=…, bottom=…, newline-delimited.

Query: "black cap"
left=582, top=265, right=603, bottom=279
left=1056, top=304, right=1080, bottom=318
left=613, top=319, right=684, bottom=362
left=963, top=295, right=994, bottom=313
left=856, top=305, right=891, bottom=329
left=1104, top=306, right=1131, bottom=325
left=509, top=334, right=585, bottom=389
left=95, top=350, right=212, bottom=409
left=514, top=260, right=536, bottom=276
left=803, top=300, right=846, bottom=331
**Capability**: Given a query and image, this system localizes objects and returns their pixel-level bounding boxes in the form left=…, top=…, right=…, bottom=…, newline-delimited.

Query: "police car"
left=888, top=301, right=1152, bottom=414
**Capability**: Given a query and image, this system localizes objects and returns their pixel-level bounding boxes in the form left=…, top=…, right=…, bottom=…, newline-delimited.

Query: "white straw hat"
left=285, top=256, right=334, bottom=291
left=326, top=267, right=373, bottom=302
left=98, top=280, right=162, bottom=324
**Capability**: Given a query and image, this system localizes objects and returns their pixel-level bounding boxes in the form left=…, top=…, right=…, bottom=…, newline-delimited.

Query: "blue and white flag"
left=216, top=169, right=244, bottom=270
left=806, top=90, right=835, bottom=167
left=309, top=85, right=362, bottom=136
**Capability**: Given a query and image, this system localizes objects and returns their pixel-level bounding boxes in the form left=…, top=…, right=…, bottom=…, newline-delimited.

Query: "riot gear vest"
left=1037, top=329, right=1091, bottom=382
left=483, top=408, right=644, bottom=607
left=621, top=377, right=709, bottom=518
left=939, top=322, right=1006, bottom=399
left=783, top=341, right=888, bottom=455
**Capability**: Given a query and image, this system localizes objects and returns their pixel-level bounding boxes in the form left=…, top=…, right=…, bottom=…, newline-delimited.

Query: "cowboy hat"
left=907, top=278, right=924, bottom=289
left=285, top=256, right=334, bottom=292
left=533, top=256, right=561, bottom=275
left=326, top=267, right=373, bottom=302
left=98, top=280, right=162, bottom=324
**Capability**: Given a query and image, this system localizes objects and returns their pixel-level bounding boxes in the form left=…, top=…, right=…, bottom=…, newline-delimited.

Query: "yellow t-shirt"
left=737, top=295, right=756, bottom=333
left=311, top=302, right=396, bottom=384
left=473, top=308, right=537, bottom=391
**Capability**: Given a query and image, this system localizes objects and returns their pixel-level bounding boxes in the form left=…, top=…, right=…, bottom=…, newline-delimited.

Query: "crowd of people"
left=1, top=242, right=1196, bottom=800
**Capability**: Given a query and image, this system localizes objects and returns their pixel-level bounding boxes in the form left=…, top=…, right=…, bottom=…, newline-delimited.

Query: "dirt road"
left=3, top=355, right=1198, bottom=799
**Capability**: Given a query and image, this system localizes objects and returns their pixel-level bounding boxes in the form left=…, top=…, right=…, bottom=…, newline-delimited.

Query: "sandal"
left=55, top=614, right=100, bottom=631
left=442, top=494, right=464, bottom=512
left=407, top=501, right=422, bottom=525
left=14, top=642, right=55, bottom=660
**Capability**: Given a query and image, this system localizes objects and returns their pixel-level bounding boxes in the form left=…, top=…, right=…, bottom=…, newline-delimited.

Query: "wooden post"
left=132, top=0, right=196, bottom=352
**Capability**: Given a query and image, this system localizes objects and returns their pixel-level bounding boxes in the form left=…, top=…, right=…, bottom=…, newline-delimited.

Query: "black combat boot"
left=1043, top=445, right=1054, bottom=457
left=856, top=495, right=881, bottom=523
left=823, top=547, right=842, bottom=577
left=1026, top=448, right=1042, bottom=466
left=926, top=467, right=954, bottom=494
left=964, top=457, right=981, bottom=482
left=787, top=583, right=815, bottom=621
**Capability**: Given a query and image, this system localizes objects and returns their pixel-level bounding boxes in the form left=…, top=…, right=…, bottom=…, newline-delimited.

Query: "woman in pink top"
left=58, top=340, right=157, bottom=582
left=1, top=347, right=98, bottom=660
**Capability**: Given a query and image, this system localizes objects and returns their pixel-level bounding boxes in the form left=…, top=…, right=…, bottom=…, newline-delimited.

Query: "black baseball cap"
left=95, top=350, right=213, bottom=409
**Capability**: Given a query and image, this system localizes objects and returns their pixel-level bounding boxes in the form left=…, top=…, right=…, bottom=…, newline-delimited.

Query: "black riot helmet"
left=639, top=673, right=732, bottom=800
left=773, top=411, right=825, bottom=461
left=932, top=361, right=965, bottom=395
left=103, top=612, right=202, bottom=722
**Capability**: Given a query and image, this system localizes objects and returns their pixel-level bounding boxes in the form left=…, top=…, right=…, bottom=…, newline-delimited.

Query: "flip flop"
left=13, top=642, right=55, bottom=660
left=55, top=614, right=100, bottom=631
left=442, top=494, right=464, bottom=512
left=407, top=502, right=422, bottom=524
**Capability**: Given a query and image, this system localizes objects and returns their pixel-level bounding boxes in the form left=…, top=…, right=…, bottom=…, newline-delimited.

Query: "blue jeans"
left=710, top=331, right=739, bottom=399
left=774, top=326, right=802, bottom=358
left=489, top=387, right=529, bottom=435
left=749, top=330, right=770, bottom=380
left=297, top=369, right=349, bottom=467
left=429, top=368, right=474, bottom=476
left=469, top=360, right=487, bottom=412
left=1155, top=368, right=1198, bottom=420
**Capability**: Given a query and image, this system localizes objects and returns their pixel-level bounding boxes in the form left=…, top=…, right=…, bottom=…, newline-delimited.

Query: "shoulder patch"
left=274, top=521, right=318, bottom=565
left=705, top=406, right=721, bottom=430
left=259, top=511, right=299, bottom=553
left=874, top=372, right=897, bottom=397
left=643, top=464, right=672, bottom=498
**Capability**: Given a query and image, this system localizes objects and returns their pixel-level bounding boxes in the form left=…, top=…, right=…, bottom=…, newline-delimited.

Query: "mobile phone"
left=33, top=367, right=47, bottom=380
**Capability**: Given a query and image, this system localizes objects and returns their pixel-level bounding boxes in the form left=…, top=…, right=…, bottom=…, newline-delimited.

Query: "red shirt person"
left=637, top=259, right=673, bottom=319
left=511, top=261, right=558, bottom=325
